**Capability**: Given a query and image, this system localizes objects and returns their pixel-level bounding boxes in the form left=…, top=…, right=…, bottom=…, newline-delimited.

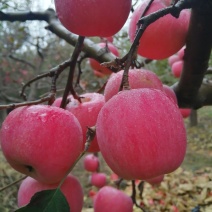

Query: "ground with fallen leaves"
left=0, top=107, right=211, bottom=212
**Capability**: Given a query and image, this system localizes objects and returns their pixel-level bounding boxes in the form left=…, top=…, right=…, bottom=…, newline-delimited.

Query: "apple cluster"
left=168, top=47, right=192, bottom=118
left=0, top=0, right=192, bottom=210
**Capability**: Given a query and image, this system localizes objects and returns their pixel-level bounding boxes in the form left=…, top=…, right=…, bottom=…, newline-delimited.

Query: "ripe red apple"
left=104, top=69, right=163, bottom=102
left=89, top=42, right=119, bottom=75
left=66, top=93, right=105, bottom=152
left=179, top=108, right=191, bottom=118
left=163, top=84, right=178, bottom=104
left=54, top=0, right=132, bottom=37
left=91, top=173, right=107, bottom=188
left=146, top=174, right=164, bottom=185
left=0, top=105, right=83, bottom=184
left=171, top=60, right=183, bottom=78
left=96, top=88, right=187, bottom=180
left=128, top=0, right=190, bottom=59
left=94, top=186, right=133, bottom=212
left=17, top=174, right=83, bottom=212
left=83, top=154, right=99, bottom=172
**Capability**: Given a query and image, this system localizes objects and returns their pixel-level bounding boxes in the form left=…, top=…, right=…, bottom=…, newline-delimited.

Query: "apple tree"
left=0, top=0, right=212, bottom=211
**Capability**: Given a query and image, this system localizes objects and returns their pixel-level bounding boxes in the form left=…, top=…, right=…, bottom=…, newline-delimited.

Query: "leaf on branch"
left=15, top=189, right=70, bottom=212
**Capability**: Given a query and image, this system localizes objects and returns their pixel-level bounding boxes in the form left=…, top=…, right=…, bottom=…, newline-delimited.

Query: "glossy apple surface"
left=96, top=88, right=187, bottom=180
left=128, top=0, right=190, bottom=59
left=0, top=105, right=83, bottom=184
left=54, top=0, right=132, bottom=37
left=104, top=69, right=163, bottom=102
left=17, top=174, right=83, bottom=212
left=94, top=186, right=133, bottom=212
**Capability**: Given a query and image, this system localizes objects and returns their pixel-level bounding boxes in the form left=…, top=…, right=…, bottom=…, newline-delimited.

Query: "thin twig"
left=60, top=36, right=85, bottom=109
left=0, top=176, right=27, bottom=192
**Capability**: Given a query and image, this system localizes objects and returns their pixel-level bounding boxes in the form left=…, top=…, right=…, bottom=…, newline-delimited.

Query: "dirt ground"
left=0, top=107, right=211, bottom=212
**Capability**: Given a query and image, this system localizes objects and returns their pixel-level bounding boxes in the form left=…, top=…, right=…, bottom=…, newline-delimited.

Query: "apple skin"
left=0, top=105, right=83, bottom=184
left=17, top=174, right=83, bottom=212
left=179, top=108, right=191, bottom=118
left=83, top=154, right=99, bottom=172
left=128, top=0, right=190, bottom=59
left=96, top=88, right=187, bottom=180
left=89, top=43, right=119, bottom=75
left=54, top=0, right=132, bottom=37
left=66, top=93, right=105, bottom=152
left=94, top=186, right=133, bottom=212
left=163, top=84, right=178, bottom=105
left=104, top=69, right=163, bottom=102
left=171, top=61, right=183, bottom=78
left=146, top=174, right=164, bottom=185
left=91, top=173, right=107, bottom=188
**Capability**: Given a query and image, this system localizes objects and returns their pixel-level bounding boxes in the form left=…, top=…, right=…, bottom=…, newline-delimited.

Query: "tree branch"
left=0, top=9, right=117, bottom=71
left=173, top=0, right=212, bottom=108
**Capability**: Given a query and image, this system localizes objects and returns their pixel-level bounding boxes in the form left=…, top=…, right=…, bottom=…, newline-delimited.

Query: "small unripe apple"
left=97, top=88, right=187, bottom=180
left=17, top=175, right=83, bottom=212
left=89, top=43, right=119, bottom=75
left=168, top=55, right=180, bottom=66
left=83, top=154, right=99, bottom=172
left=0, top=105, right=83, bottom=184
left=171, top=61, right=183, bottom=78
left=94, top=186, right=133, bottom=212
left=104, top=69, right=163, bottom=102
left=54, top=0, right=132, bottom=37
left=91, top=173, right=107, bottom=188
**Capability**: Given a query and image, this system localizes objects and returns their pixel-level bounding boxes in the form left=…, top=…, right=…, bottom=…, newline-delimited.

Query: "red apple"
left=163, top=84, right=178, bottom=104
left=96, top=88, right=187, bottom=180
left=54, top=0, right=132, bottom=37
left=91, top=173, right=107, bottom=188
left=94, top=186, right=133, bottom=212
left=171, top=60, right=183, bottom=78
left=89, top=42, right=119, bottom=75
left=179, top=108, right=191, bottom=118
left=83, top=154, right=99, bottom=172
left=177, top=47, right=185, bottom=59
left=104, top=69, right=163, bottom=102
left=168, top=54, right=180, bottom=67
left=0, top=105, right=83, bottom=184
left=66, top=93, right=105, bottom=152
left=128, top=0, right=190, bottom=59
left=146, top=174, right=164, bottom=185
left=17, top=174, right=83, bottom=212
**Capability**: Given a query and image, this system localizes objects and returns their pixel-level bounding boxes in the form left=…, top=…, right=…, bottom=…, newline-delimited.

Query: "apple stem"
left=0, top=175, right=27, bottom=192
left=131, top=180, right=147, bottom=211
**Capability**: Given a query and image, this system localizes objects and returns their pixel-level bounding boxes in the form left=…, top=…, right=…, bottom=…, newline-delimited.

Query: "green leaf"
left=15, top=189, right=70, bottom=212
